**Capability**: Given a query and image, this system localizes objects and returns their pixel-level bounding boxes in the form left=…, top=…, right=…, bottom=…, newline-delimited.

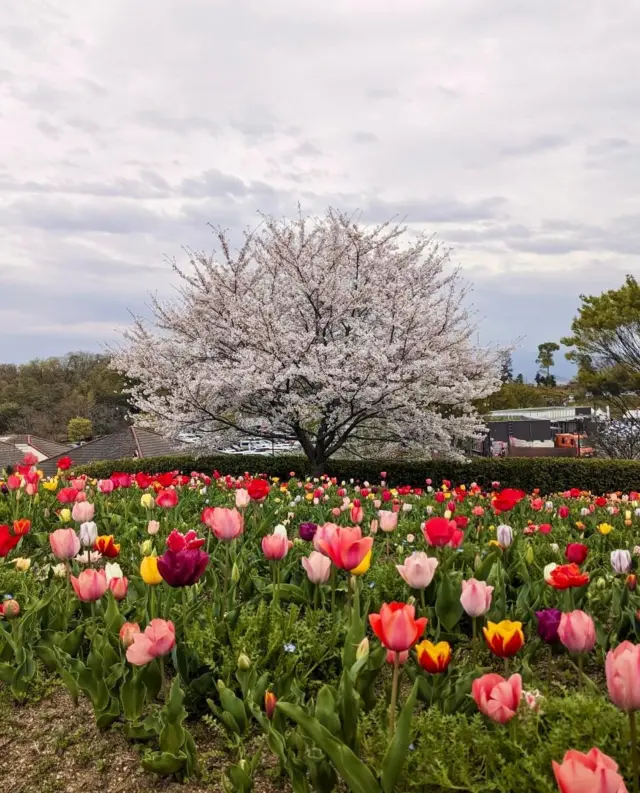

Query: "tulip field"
left=2, top=459, right=640, bottom=792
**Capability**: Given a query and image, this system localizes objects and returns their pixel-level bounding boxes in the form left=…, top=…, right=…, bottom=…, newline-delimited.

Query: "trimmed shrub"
left=73, top=453, right=640, bottom=493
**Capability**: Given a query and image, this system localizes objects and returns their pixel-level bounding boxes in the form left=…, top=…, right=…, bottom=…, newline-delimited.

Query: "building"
left=40, top=426, right=180, bottom=475
left=0, top=434, right=71, bottom=462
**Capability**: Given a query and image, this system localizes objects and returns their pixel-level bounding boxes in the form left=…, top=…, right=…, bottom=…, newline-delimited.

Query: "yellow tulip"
left=140, top=555, right=163, bottom=585
left=13, top=557, right=31, bottom=572
left=140, top=493, right=154, bottom=509
left=350, top=550, right=372, bottom=576
left=43, top=478, right=58, bottom=491
left=598, top=522, right=614, bottom=535
left=59, top=508, right=71, bottom=522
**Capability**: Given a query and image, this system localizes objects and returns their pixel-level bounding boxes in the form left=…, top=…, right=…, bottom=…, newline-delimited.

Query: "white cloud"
left=1, top=0, right=639, bottom=369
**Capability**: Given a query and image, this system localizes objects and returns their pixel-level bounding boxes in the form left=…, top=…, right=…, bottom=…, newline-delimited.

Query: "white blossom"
left=112, top=209, right=502, bottom=470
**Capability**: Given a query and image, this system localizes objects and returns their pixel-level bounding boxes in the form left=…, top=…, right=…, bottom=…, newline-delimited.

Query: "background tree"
left=0, top=353, right=130, bottom=440
left=113, top=208, right=502, bottom=473
left=67, top=417, right=93, bottom=443
left=536, top=342, right=560, bottom=386
left=562, top=275, right=640, bottom=424
left=499, top=352, right=514, bottom=384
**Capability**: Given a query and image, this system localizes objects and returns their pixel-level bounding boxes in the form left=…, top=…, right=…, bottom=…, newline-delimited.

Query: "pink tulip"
left=331, top=507, right=341, bottom=517
left=25, top=482, right=38, bottom=497
left=98, top=479, right=115, bottom=494
left=7, top=475, right=21, bottom=491
left=558, top=610, right=596, bottom=654
left=396, top=552, right=438, bottom=589
left=472, top=673, right=522, bottom=724
left=379, top=510, right=398, bottom=533
left=71, top=501, right=95, bottom=523
left=369, top=519, right=379, bottom=534
left=350, top=505, right=364, bottom=524
left=235, top=488, right=250, bottom=509
left=606, top=641, right=640, bottom=712
left=109, top=576, right=129, bottom=601
left=313, top=523, right=340, bottom=554
left=316, top=526, right=373, bottom=571
left=301, top=551, right=332, bottom=584
left=552, top=747, right=628, bottom=793
left=71, top=478, right=86, bottom=491
left=70, top=568, right=108, bottom=602
left=74, top=490, right=88, bottom=502
left=208, top=507, right=244, bottom=541
left=120, top=622, right=140, bottom=648
left=262, top=531, right=290, bottom=561
left=460, top=578, right=494, bottom=618
left=49, top=528, right=81, bottom=560
left=126, top=619, right=176, bottom=665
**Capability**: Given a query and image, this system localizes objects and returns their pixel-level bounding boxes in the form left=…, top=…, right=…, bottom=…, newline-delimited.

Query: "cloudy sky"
left=2, top=0, right=639, bottom=378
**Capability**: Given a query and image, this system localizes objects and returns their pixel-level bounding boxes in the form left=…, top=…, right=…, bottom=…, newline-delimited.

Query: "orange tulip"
left=369, top=602, right=428, bottom=653
left=265, top=691, right=277, bottom=720
left=415, top=640, right=452, bottom=674
left=483, top=620, right=524, bottom=658
left=12, top=519, right=31, bottom=536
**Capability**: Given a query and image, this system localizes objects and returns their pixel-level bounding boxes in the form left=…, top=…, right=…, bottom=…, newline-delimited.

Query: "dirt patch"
left=0, top=684, right=288, bottom=793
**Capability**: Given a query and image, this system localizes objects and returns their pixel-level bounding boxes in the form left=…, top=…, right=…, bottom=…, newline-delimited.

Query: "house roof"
left=0, top=441, right=22, bottom=468
left=40, top=427, right=179, bottom=474
left=3, top=434, right=72, bottom=458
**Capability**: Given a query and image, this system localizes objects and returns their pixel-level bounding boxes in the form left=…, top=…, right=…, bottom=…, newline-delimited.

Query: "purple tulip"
left=535, top=608, right=562, bottom=644
left=157, top=549, right=209, bottom=587
left=298, top=522, right=318, bottom=542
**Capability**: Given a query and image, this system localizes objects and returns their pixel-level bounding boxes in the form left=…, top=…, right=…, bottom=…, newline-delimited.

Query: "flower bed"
left=1, top=458, right=640, bottom=792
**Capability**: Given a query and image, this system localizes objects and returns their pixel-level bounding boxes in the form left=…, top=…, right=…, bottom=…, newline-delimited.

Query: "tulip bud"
left=265, top=691, right=277, bottom=720
left=231, top=562, right=240, bottom=583
left=627, top=574, right=638, bottom=592
left=237, top=653, right=251, bottom=670
left=59, top=508, right=71, bottom=522
left=474, top=552, right=482, bottom=571
left=596, top=577, right=606, bottom=590
left=356, top=637, right=370, bottom=660
left=525, top=545, right=534, bottom=565
left=140, top=539, right=153, bottom=556
left=1, top=599, right=20, bottom=618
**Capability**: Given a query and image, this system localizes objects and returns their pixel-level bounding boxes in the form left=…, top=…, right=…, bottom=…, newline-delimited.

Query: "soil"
left=0, top=683, right=289, bottom=793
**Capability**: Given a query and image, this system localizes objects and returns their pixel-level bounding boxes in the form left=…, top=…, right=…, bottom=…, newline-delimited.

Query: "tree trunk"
left=310, top=457, right=325, bottom=477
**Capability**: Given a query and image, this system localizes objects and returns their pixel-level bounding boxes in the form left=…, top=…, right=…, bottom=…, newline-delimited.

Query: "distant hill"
left=0, top=352, right=130, bottom=443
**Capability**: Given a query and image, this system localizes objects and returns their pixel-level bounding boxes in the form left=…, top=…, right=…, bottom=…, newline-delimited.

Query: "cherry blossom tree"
left=112, top=209, right=502, bottom=473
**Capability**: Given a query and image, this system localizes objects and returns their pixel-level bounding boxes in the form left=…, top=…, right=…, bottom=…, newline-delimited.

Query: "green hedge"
left=73, top=453, right=640, bottom=493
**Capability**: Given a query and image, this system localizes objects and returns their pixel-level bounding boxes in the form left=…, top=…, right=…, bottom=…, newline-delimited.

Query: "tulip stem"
left=149, top=585, right=156, bottom=620
left=330, top=567, right=336, bottom=615
left=389, top=652, right=400, bottom=737
left=546, top=645, right=552, bottom=693
left=420, top=589, right=427, bottom=616
left=313, top=584, right=320, bottom=609
left=577, top=655, right=584, bottom=692
left=472, top=618, right=478, bottom=667
left=159, top=655, right=168, bottom=702
left=629, top=711, right=639, bottom=793
left=504, top=658, right=510, bottom=677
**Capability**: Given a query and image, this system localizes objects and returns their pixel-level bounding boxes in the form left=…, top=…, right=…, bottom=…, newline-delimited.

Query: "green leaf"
left=159, top=678, right=187, bottom=755
left=315, top=685, right=341, bottom=735
left=381, top=680, right=419, bottom=793
left=435, top=575, right=464, bottom=632
left=218, top=680, right=248, bottom=733
left=121, top=668, right=147, bottom=722
left=103, top=593, right=124, bottom=636
left=474, top=551, right=499, bottom=582
left=59, top=624, right=85, bottom=657
left=141, top=750, right=186, bottom=776
left=277, top=702, right=381, bottom=793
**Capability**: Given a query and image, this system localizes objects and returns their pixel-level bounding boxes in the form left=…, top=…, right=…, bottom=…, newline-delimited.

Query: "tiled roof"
left=40, top=427, right=179, bottom=474
left=4, top=435, right=71, bottom=458
left=0, top=441, right=22, bottom=468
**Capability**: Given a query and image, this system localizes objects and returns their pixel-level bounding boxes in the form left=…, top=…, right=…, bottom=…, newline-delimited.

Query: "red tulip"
left=422, top=517, right=459, bottom=547
left=472, top=673, right=522, bottom=724
left=155, top=488, right=178, bottom=508
left=12, top=519, right=31, bottom=537
left=552, top=747, right=628, bottom=793
left=368, top=602, right=428, bottom=652
left=57, top=487, right=79, bottom=504
left=547, top=564, right=590, bottom=590
left=247, top=479, right=270, bottom=501
left=0, top=524, right=20, bottom=558
left=57, top=456, right=72, bottom=471
left=166, top=529, right=205, bottom=551
left=558, top=506, right=570, bottom=518
left=565, top=543, right=589, bottom=564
